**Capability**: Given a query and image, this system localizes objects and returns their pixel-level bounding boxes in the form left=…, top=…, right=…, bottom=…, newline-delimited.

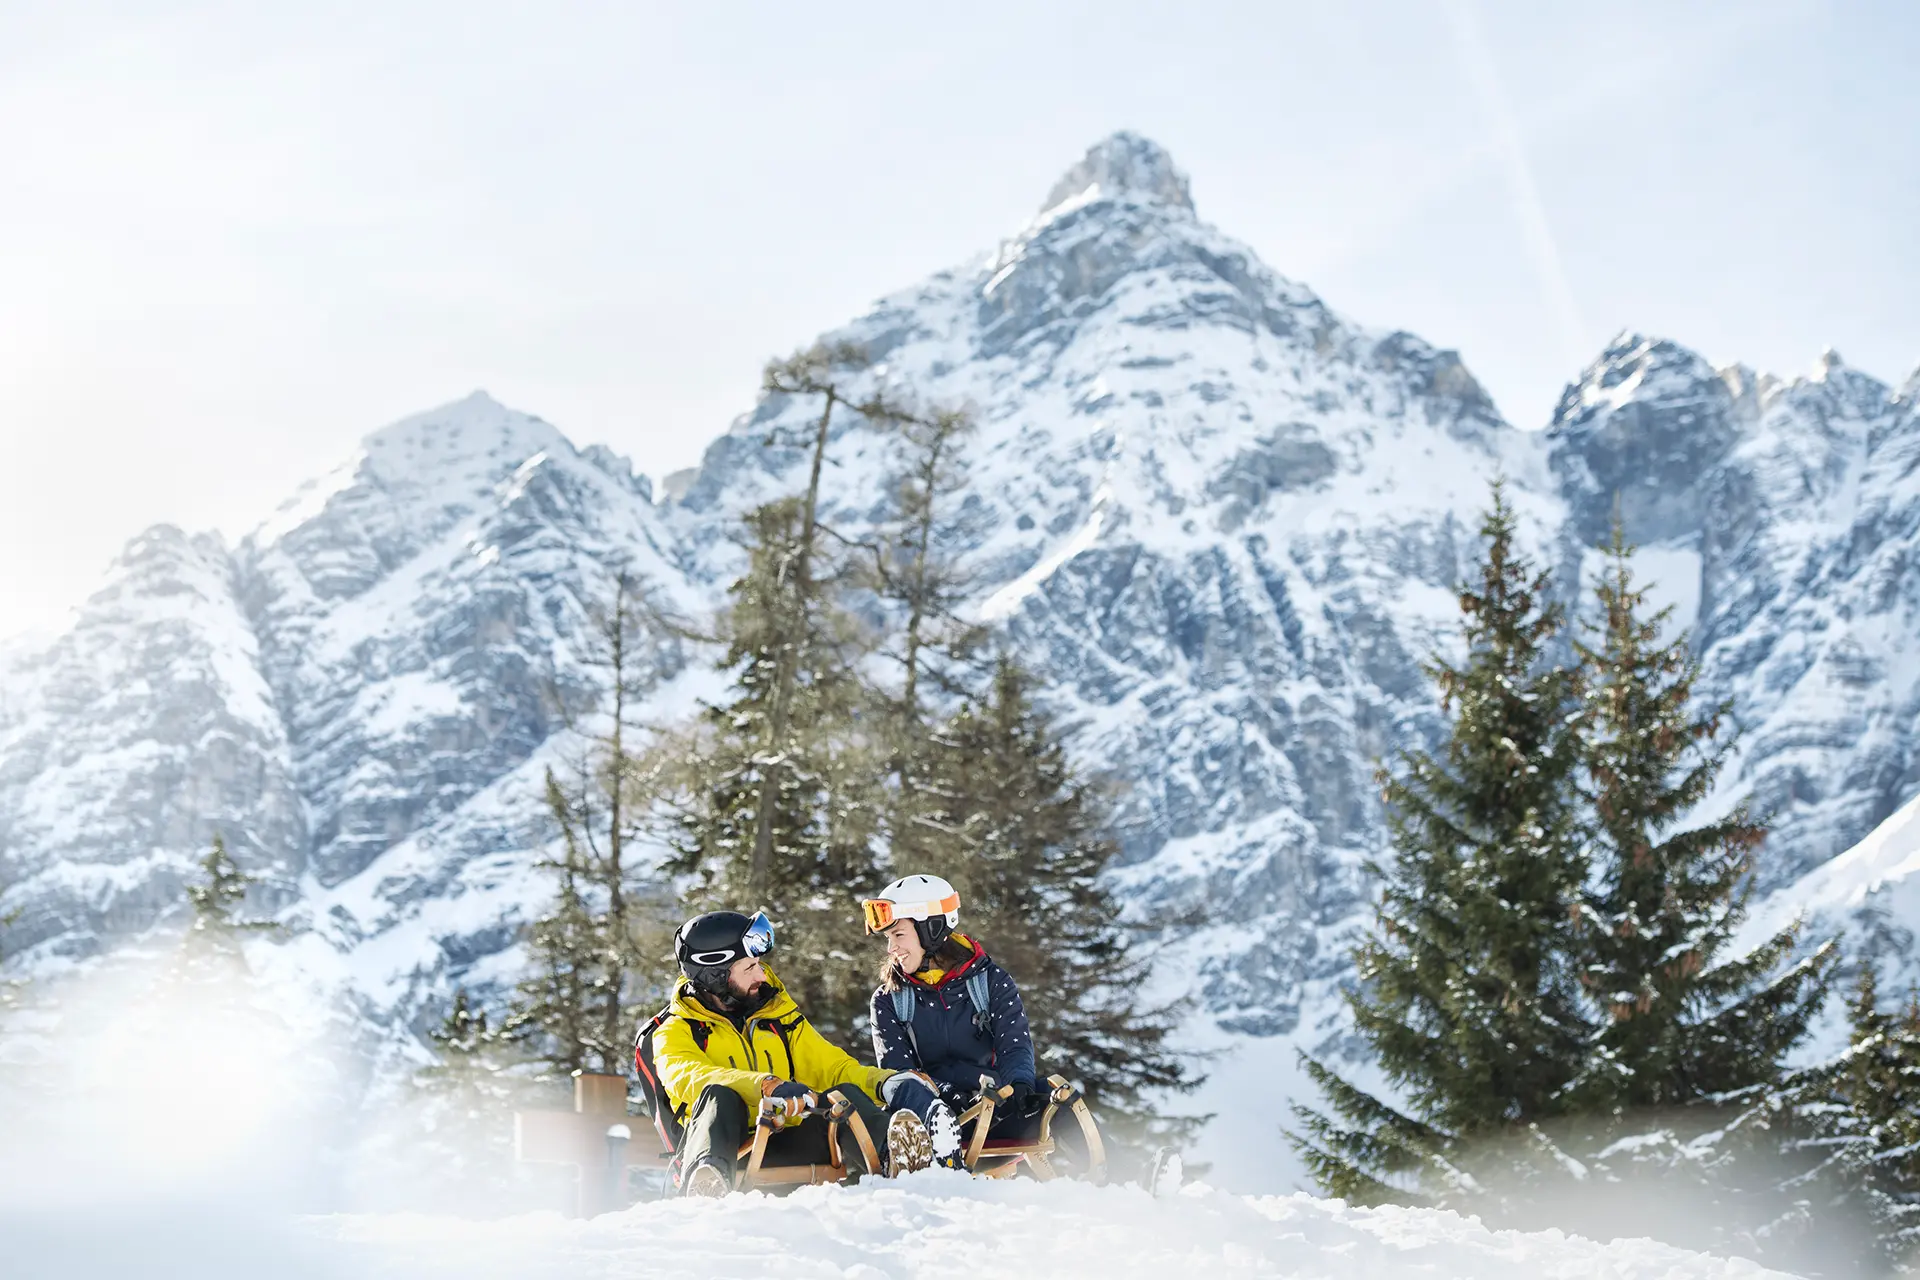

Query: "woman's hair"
left=877, top=934, right=976, bottom=992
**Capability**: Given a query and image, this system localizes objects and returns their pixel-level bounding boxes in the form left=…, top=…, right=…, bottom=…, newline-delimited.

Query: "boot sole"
left=887, top=1109, right=935, bottom=1176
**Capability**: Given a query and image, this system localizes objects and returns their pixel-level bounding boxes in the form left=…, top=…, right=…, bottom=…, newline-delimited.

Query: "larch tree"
left=869, top=406, right=988, bottom=878
left=665, top=497, right=884, bottom=1046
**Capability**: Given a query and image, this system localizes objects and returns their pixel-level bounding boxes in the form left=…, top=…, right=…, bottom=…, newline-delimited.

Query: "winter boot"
left=683, top=1160, right=731, bottom=1198
left=887, top=1108, right=934, bottom=1176
left=928, top=1099, right=964, bottom=1170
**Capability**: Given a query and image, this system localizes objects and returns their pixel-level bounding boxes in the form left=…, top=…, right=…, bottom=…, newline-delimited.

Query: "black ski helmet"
left=675, top=910, right=775, bottom=995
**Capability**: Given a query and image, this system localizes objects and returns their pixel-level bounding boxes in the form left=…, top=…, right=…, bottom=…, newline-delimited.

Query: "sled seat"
left=956, top=1073, right=1107, bottom=1184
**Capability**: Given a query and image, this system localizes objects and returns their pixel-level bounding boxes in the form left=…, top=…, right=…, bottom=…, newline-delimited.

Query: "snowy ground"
left=294, top=1176, right=1796, bottom=1280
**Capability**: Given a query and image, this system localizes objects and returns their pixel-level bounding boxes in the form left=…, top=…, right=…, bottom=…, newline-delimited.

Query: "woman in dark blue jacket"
left=863, top=874, right=1040, bottom=1137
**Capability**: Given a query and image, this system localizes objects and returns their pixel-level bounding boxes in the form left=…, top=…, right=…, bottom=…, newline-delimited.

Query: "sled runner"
left=954, top=1072, right=1108, bottom=1184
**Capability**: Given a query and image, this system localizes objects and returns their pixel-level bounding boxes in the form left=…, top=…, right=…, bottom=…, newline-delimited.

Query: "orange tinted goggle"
left=861, top=894, right=959, bottom=935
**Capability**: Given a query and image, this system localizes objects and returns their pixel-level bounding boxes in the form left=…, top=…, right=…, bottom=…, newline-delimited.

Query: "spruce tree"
left=1291, top=481, right=1589, bottom=1204
left=909, top=657, right=1202, bottom=1160
left=1573, top=523, right=1833, bottom=1112
left=404, top=989, right=537, bottom=1210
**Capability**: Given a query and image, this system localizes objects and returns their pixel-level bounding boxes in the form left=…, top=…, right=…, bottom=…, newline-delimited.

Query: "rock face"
left=1547, top=335, right=1920, bottom=890
left=1, top=135, right=1916, bottom=1110
left=0, top=523, right=303, bottom=947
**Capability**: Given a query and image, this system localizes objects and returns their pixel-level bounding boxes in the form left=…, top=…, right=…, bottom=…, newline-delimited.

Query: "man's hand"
left=760, top=1077, right=818, bottom=1128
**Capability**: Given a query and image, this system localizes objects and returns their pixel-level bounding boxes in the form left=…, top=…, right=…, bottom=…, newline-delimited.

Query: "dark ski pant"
left=678, top=1083, right=887, bottom=1188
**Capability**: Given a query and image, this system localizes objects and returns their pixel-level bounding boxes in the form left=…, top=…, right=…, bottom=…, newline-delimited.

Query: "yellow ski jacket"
left=652, top=969, right=894, bottom=1119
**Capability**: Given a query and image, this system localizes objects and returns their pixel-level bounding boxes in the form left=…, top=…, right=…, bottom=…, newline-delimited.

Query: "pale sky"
left=3, top=0, right=1915, bottom=641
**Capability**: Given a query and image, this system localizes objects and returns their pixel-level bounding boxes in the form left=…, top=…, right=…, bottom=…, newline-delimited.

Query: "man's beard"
left=710, top=980, right=767, bottom=1015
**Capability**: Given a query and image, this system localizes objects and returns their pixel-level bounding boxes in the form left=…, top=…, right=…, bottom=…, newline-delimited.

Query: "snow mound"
left=307, top=1177, right=1792, bottom=1280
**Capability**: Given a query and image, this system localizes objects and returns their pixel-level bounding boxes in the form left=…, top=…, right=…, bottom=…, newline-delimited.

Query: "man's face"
left=882, top=919, right=924, bottom=972
left=727, top=954, right=767, bottom=997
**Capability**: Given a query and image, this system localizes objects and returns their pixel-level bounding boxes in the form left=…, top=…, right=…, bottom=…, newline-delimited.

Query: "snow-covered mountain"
left=2, top=134, right=1916, bottom=1174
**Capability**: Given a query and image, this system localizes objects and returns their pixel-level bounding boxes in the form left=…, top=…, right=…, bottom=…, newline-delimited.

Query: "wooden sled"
left=732, top=1091, right=883, bottom=1192
left=954, top=1073, right=1107, bottom=1184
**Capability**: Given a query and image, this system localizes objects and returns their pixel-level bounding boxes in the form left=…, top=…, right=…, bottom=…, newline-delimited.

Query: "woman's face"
left=882, top=918, right=925, bottom=972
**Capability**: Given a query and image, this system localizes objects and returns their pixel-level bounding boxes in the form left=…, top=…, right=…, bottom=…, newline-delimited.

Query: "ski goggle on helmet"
left=684, top=910, right=776, bottom=967
left=861, top=874, right=960, bottom=935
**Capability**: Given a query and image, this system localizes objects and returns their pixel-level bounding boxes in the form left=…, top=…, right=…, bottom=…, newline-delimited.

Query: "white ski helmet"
left=862, top=873, right=961, bottom=950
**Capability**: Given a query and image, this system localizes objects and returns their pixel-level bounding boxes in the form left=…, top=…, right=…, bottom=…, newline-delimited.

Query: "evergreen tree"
left=417, top=989, right=525, bottom=1132
left=909, top=657, right=1202, bottom=1160
left=737, top=342, right=897, bottom=907
left=874, top=406, right=982, bottom=721
left=1574, top=523, right=1833, bottom=1112
left=1291, top=481, right=1589, bottom=1204
left=507, top=806, right=606, bottom=1075
left=666, top=497, right=884, bottom=1046
left=0, top=885, right=24, bottom=1007
left=1787, top=966, right=1920, bottom=1271
left=181, top=834, right=276, bottom=972
left=398, top=989, right=544, bottom=1211
left=509, top=570, right=677, bottom=1075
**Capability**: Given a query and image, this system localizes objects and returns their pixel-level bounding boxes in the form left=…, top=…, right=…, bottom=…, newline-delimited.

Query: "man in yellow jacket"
left=648, top=909, right=909, bottom=1196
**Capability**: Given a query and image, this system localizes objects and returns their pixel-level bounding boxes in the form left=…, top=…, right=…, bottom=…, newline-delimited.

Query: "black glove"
left=1003, top=1080, right=1036, bottom=1115
left=768, top=1079, right=813, bottom=1102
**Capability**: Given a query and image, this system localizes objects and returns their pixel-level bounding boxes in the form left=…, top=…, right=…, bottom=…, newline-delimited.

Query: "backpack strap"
left=758, top=1015, right=800, bottom=1081
left=890, top=987, right=921, bottom=1064
left=965, top=969, right=993, bottom=1037
left=633, top=1008, right=683, bottom=1153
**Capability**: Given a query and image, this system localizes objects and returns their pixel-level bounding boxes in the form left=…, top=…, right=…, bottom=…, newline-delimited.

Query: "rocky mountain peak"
left=1037, top=131, right=1194, bottom=220
left=1550, top=332, right=1722, bottom=428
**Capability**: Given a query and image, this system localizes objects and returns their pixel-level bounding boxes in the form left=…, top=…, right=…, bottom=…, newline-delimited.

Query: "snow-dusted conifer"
left=1292, top=481, right=1589, bottom=1204
left=181, top=833, right=276, bottom=971
left=510, top=571, right=676, bottom=1074
left=1775, top=966, right=1920, bottom=1270
left=1573, top=522, right=1833, bottom=1112
left=507, top=805, right=606, bottom=1075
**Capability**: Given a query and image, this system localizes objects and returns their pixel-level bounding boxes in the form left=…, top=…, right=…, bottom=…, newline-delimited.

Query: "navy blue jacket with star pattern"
left=869, top=934, right=1038, bottom=1099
